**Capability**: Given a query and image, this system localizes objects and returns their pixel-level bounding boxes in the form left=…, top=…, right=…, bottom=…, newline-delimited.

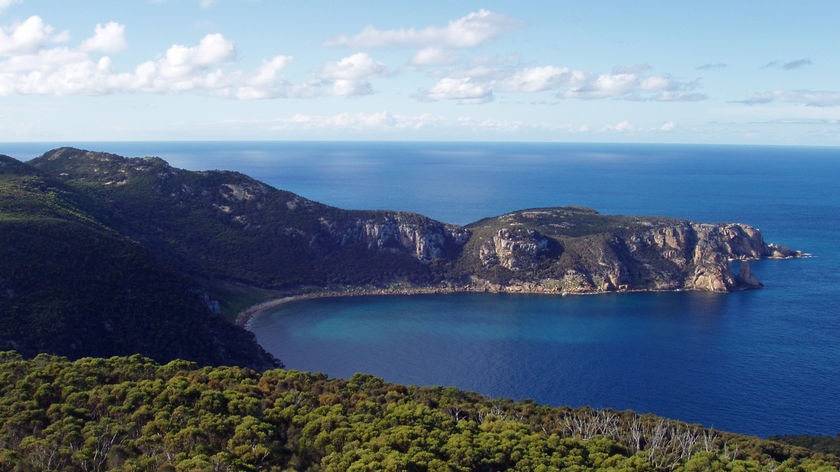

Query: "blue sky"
left=1, top=0, right=838, bottom=145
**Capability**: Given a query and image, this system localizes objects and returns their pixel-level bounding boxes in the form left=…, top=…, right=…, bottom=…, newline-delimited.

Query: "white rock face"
left=480, top=228, right=550, bottom=270
left=325, top=212, right=471, bottom=263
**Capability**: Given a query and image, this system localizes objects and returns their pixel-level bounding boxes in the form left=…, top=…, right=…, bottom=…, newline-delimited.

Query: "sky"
left=1, top=0, right=839, bottom=145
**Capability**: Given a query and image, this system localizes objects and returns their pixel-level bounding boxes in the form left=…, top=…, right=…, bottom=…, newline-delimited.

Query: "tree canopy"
left=0, top=352, right=836, bottom=471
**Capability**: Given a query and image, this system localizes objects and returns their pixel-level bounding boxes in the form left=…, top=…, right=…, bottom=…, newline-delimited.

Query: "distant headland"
left=1, top=147, right=802, bottom=367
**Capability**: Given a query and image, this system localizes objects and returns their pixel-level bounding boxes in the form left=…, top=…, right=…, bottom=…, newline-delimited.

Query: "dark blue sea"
left=7, top=141, right=840, bottom=437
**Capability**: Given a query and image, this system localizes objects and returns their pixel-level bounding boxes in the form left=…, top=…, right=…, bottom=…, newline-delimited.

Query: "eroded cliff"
left=455, top=207, right=801, bottom=294
left=28, top=149, right=802, bottom=296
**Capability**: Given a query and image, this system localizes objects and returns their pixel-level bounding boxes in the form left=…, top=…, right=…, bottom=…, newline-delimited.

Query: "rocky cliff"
left=27, top=149, right=801, bottom=296
left=455, top=207, right=801, bottom=294
left=315, top=212, right=471, bottom=263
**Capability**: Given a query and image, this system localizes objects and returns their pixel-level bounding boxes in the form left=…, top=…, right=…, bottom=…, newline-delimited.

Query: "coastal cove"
left=249, top=264, right=838, bottom=439
left=9, top=141, right=840, bottom=437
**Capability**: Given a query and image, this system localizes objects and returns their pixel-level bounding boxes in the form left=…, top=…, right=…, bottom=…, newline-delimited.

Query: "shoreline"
left=234, top=282, right=675, bottom=328
left=235, top=285, right=473, bottom=328
left=235, top=253, right=796, bottom=328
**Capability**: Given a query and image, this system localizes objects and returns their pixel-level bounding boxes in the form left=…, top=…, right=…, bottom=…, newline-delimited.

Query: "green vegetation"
left=769, top=435, right=840, bottom=458
left=3, top=148, right=828, bottom=468
left=0, top=353, right=836, bottom=472
left=27, top=148, right=441, bottom=288
left=0, top=154, right=278, bottom=369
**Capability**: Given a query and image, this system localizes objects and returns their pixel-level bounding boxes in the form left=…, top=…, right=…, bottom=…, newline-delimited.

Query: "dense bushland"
left=0, top=353, right=836, bottom=471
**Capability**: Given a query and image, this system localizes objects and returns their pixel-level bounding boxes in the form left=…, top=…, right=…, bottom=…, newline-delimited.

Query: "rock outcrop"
left=28, top=149, right=802, bottom=295
left=480, top=228, right=553, bottom=270
left=318, top=212, right=471, bottom=263
left=458, top=208, right=802, bottom=294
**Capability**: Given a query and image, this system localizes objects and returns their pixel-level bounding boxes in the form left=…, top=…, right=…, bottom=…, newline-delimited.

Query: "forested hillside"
left=0, top=353, right=836, bottom=471
left=0, top=154, right=279, bottom=369
left=4, top=147, right=800, bottom=368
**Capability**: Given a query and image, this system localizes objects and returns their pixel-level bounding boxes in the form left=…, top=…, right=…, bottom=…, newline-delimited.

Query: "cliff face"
left=27, top=150, right=801, bottom=295
left=316, top=212, right=471, bottom=263
left=4, top=148, right=806, bottom=367
left=458, top=208, right=801, bottom=294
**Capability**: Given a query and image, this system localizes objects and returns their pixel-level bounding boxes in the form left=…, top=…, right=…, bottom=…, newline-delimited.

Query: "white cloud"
left=410, top=47, right=457, bottom=67
left=499, top=66, right=584, bottom=93
left=321, top=52, right=386, bottom=81
left=735, top=90, right=840, bottom=107
left=280, top=111, right=440, bottom=131
left=233, top=55, right=294, bottom=99
left=565, top=71, right=638, bottom=99
left=324, top=9, right=519, bottom=49
left=0, top=16, right=392, bottom=101
left=0, top=16, right=64, bottom=55
left=660, top=120, right=676, bottom=131
left=131, top=33, right=236, bottom=92
left=0, top=0, right=20, bottom=13
left=604, top=120, right=634, bottom=132
left=414, top=62, right=703, bottom=104
left=0, top=17, right=280, bottom=98
left=80, top=22, right=128, bottom=53
left=315, top=52, right=387, bottom=96
left=564, top=67, right=705, bottom=102
left=419, top=77, right=493, bottom=104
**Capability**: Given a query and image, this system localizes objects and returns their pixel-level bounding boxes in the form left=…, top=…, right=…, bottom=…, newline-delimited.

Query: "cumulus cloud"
left=0, top=15, right=304, bottom=100
left=418, top=62, right=705, bottom=104
left=232, top=55, right=294, bottom=99
left=0, top=16, right=66, bottom=55
left=563, top=66, right=706, bottom=101
left=324, top=9, right=520, bottom=49
left=418, top=77, right=493, bottom=104
left=131, top=33, right=235, bottom=92
left=499, top=66, right=586, bottom=93
left=734, top=90, right=840, bottom=107
left=0, top=14, right=393, bottom=101
left=80, top=22, right=128, bottom=53
left=410, top=47, right=457, bottom=67
left=321, top=52, right=386, bottom=81
left=314, top=52, right=388, bottom=96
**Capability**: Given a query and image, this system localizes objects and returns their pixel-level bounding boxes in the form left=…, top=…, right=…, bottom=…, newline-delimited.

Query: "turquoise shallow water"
left=8, top=141, right=840, bottom=436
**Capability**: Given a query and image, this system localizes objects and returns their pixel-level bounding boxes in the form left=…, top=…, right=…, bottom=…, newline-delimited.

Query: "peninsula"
left=1, top=148, right=801, bottom=366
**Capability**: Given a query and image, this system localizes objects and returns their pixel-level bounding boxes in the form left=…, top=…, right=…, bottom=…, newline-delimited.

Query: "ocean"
left=6, top=141, right=840, bottom=437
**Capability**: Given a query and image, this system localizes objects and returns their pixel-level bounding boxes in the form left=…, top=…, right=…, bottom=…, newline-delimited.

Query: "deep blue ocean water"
left=6, top=141, right=839, bottom=437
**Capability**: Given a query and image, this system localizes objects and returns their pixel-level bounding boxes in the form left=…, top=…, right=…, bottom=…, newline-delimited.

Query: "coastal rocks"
left=325, top=212, right=471, bottom=263
left=767, top=243, right=803, bottom=258
left=736, top=261, right=763, bottom=289
left=480, top=228, right=552, bottom=270
left=461, top=209, right=799, bottom=294
left=691, top=223, right=767, bottom=260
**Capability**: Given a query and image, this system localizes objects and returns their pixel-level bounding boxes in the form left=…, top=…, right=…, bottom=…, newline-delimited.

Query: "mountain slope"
left=29, top=147, right=467, bottom=288
left=2, top=147, right=802, bottom=368
left=28, top=148, right=799, bottom=297
left=0, top=154, right=278, bottom=369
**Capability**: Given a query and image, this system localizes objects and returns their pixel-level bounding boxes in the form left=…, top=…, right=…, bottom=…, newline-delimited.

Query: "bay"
left=7, top=141, right=840, bottom=436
